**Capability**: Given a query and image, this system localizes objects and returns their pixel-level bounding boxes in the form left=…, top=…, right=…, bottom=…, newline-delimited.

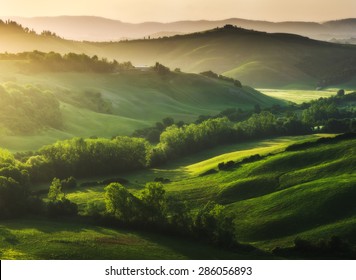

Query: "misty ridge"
left=1, top=20, right=356, bottom=89
left=3, top=16, right=356, bottom=42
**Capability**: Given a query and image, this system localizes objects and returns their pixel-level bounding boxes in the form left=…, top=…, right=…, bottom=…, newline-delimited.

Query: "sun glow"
left=1, top=0, right=355, bottom=22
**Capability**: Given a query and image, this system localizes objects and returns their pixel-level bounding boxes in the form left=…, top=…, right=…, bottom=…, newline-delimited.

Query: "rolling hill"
left=64, top=133, right=356, bottom=254
left=0, top=58, right=281, bottom=152
left=1, top=22, right=356, bottom=88
left=5, top=16, right=356, bottom=42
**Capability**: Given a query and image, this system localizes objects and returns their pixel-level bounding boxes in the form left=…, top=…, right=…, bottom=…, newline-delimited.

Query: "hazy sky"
left=1, top=0, right=355, bottom=22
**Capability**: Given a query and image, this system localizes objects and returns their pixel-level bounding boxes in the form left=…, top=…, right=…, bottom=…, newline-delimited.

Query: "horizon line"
left=1, top=15, right=355, bottom=25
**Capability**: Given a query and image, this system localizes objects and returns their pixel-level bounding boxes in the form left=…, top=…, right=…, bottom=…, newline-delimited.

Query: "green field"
left=259, top=89, right=353, bottom=103
left=0, top=218, right=263, bottom=260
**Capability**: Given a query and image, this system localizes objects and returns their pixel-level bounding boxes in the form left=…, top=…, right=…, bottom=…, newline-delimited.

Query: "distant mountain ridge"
left=3, top=16, right=356, bottom=42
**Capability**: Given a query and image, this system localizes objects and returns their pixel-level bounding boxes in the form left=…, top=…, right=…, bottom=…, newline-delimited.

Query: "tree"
left=166, top=197, right=192, bottom=233
left=104, top=183, right=137, bottom=222
left=162, top=117, right=174, bottom=128
left=153, top=62, right=170, bottom=75
left=47, top=178, right=77, bottom=217
left=234, top=80, right=242, bottom=87
left=337, top=89, right=345, bottom=97
left=193, top=202, right=235, bottom=246
left=140, top=182, right=167, bottom=223
left=48, top=178, right=64, bottom=202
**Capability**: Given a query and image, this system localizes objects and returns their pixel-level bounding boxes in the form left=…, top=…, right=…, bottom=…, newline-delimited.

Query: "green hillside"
left=63, top=134, right=355, bottom=253
left=0, top=59, right=281, bottom=152
left=1, top=22, right=356, bottom=88
left=183, top=135, right=356, bottom=251
left=0, top=218, right=262, bottom=260
left=1, top=133, right=355, bottom=259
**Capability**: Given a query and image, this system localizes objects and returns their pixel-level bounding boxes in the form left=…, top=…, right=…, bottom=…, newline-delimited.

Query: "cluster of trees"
left=0, top=149, right=28, bottom=218
left=132, top=117, right=184, bottom=143
left=0, top=51, right=134, bottom=73
left=301, top=92, right=356, bottom=128
left=151, top=117, right=234, bottom=163
left=0, top=82, right=114, bottom=136
left=40, top=30, right=59, bottom=37
left=56, top=89, right=113, bottom=114
left=25, top=136, right=150, bottom=182
left=150, top=112, right=312, bottom=165
left=99, top=182, right=238, bottom=248
left=200, top=70, right=242, bottom=87
left=0, top=20, right=62, bottom=37
left=0, top=146, right=79, bottom=219
left=46, top=178, right=78, bottom=217
left=153, top=62, right=171, bottom=75
left=0, top=20, right=36, bottom=35
left=0, top=83, right=62, bottom=134
left=273, top=236, right=356, bottom=259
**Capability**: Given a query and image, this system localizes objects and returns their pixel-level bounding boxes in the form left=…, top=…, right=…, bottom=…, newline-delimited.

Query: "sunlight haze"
left=1, top=0, right=355, bottom=22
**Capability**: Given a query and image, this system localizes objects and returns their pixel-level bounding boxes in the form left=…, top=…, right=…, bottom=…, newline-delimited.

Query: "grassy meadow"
left=259, top=89, right=352, bottom=103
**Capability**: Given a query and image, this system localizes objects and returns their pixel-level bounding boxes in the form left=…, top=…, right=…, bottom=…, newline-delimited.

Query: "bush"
left=218, top=160, right=236, bottom=170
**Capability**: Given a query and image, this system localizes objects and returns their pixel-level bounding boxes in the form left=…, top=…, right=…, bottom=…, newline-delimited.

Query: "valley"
left=0, top=18, right=355, bottom=261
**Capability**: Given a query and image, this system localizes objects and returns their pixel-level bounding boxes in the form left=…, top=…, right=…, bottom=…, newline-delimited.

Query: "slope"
left=61, top=134, right=356, bottom=252
left=169, top=135, right=356, bottom=250
left=1, top=23, right=356, bottom=88
left=0, top=59, right=280, bottom=152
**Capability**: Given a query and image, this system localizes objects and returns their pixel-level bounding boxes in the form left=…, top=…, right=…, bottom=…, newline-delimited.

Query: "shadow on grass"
left=0, top=217, right=272, bottom=260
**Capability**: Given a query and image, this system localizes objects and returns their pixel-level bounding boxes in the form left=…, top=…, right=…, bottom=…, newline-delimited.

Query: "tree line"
left=0, top=51, right=134, bottom=73
left=9, top=90, right=355, bottom=184
left=94, top=182, right=241, bottom=249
